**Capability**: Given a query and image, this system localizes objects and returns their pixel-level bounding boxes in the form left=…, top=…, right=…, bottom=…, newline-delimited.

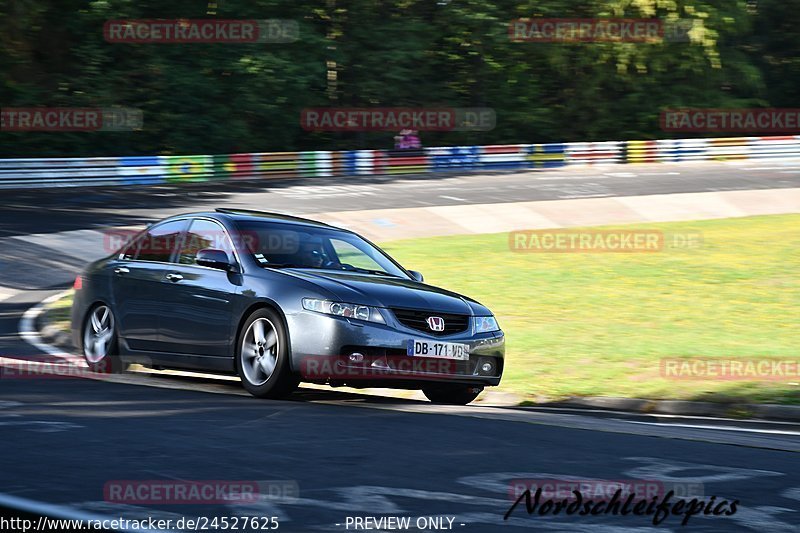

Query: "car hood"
left=282, top=269, right=485, bottom=314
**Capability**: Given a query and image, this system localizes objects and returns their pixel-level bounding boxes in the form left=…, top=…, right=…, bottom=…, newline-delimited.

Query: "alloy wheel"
left=83, top=305, right=114, bottom=364
left=241, top=318, right=279, bottom=386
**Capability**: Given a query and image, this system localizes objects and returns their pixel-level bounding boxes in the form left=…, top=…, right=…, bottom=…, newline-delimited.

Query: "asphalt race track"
left=1, top=161, right=799, bottom=532
left=0, top=368, right=799, bottom=532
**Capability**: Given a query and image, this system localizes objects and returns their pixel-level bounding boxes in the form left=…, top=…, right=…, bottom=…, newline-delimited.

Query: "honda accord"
left=71, top=209, right=505, bottom=404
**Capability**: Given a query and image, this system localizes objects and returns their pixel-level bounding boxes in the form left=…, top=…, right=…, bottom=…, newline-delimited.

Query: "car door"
left=110, top=219, right=187, bottom=352
left=157, top=218, right=240, bottom=357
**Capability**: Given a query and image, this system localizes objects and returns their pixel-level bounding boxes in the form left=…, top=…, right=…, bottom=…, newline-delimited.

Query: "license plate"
left=407, top=339, right=470, bottom=360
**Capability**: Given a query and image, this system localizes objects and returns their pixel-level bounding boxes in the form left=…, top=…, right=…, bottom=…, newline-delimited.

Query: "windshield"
left=233, top=220, right=409, bottom=279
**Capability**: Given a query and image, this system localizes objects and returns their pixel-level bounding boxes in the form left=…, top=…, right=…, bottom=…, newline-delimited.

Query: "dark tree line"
left=1, top=0, right=796, bottom=157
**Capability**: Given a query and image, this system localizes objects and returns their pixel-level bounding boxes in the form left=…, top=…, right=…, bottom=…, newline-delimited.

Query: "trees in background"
left=0, top=0, right=790, bottom=156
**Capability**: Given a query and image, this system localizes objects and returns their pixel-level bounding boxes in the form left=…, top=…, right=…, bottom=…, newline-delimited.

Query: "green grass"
left=51, top=214, right=799, bottom=405
left=382, top=215, right=800, bottom=405
left=45, top=290, right=74, bottom=334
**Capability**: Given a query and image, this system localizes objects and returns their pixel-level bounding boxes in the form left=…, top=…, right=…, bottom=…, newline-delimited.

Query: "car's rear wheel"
left=423, top=385, right=483, bottom=405
left=82, top=304, right=128, bottom=373
left=236, top=308, right=299, bottom=399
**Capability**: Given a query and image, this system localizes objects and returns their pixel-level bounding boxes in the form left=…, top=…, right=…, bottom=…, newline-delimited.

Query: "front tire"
left=423, top=385, right=483, bottom=405
left=82, top=304, right=128, bottom=374
left=236, top=308, right=299, bottom=399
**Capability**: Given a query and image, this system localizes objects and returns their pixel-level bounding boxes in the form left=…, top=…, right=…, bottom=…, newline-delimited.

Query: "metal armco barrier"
left=1, top=135, right=799, bottom=189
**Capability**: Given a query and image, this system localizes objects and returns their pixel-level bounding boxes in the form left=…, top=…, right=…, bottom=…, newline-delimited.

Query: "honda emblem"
left=427, top=316, right=445, bottom=332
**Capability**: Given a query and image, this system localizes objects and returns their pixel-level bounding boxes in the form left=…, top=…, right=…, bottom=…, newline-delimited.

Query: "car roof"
left=180, top=208, right=342, bottom=231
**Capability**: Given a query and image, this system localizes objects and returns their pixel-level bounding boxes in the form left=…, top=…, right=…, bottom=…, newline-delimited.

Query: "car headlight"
left=474, top=315, right=499, bottom=333
left=302, top=298, right=386, bottom=324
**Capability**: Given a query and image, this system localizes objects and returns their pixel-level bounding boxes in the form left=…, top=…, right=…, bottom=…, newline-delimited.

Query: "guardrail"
left=1, top=135, right=799, bottom=189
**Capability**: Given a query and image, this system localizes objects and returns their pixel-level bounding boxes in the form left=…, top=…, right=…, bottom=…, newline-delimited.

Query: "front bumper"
left=287, top=310, right=505, bottom=387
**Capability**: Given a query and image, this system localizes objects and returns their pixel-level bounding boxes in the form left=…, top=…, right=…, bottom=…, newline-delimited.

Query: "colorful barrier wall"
left=1, top=135, right=799, bottom=189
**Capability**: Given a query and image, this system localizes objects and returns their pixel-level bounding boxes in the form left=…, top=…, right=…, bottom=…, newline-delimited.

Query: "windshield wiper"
left=260, top=263, right=403, bottom=279
left=342, top=266, right=404, bottom=278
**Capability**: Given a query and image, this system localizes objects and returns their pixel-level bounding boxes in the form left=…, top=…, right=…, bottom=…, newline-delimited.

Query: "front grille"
left=391, top=308, right=470, bottom=336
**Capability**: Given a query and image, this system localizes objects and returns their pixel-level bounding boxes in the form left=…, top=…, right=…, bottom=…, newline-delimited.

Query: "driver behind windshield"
left=297, top=237, right=333, bottom=268
left=235, top=221, right=407, bottom=278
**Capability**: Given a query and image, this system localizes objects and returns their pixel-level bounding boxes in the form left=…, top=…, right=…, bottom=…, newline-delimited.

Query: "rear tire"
left=236, top=308, right=299, bottom=399
left=82, top=304, right=128, bottom=374
left=423, top=385, right=483, bottom=405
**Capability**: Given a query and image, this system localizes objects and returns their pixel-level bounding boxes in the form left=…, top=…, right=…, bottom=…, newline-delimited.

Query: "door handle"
left=114, top=267, right=130, bottom=275
left=165, top=273, right=184, bottom=282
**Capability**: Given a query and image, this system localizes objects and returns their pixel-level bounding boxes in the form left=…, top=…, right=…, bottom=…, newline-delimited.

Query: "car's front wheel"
left=82, top=304, right=128, bottom=373
left=236, top=308, right=299, bottom=399
left=423, top=385, right=483, bottom=405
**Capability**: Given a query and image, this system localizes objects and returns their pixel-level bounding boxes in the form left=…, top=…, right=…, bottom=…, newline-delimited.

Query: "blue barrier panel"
left=429, top=146, right=481, bottom=171
left=119, top=156, right=164, bottom=185
left=456, top=146, right=481, bottom=170
left=341, top=151, right=359, bottom=175
left=427, top=147, right=452, bottom=171
left=542, top=143, right=566, bottom=153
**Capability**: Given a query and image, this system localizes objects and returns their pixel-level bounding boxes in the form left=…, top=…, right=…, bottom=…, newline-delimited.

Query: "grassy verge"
left=43, top=289, right=74, bottom=335
left=383, top=215, right=800, bottom=405
left=49, top=214, right=799, bottom=404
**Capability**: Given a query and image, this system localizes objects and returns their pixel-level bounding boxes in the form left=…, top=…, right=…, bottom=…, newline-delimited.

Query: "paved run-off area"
left=2, top=186, right=799, bottom=290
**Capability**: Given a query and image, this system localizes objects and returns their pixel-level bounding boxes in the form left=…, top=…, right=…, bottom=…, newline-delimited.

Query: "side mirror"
left=196, top=248, right=234, bottom=271
left=408, top=270, right=424, bottom=282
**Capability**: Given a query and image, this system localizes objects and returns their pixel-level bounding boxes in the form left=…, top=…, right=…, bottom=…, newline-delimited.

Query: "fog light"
left=349, top=352, right=364, bottom=363
left=476, top=358, right=495, bottom=376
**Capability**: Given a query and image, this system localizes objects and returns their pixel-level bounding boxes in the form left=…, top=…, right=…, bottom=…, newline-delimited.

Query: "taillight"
left=73, top=276, right=83, bottom=290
